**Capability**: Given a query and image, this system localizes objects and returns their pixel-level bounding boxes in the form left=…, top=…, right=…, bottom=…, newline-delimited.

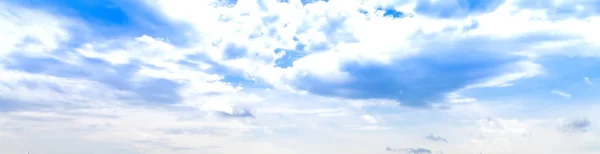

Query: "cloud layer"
left=1, top=0, right=600, bottom=154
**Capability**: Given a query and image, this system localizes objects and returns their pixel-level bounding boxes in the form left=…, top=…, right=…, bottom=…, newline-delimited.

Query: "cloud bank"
left=1, top=0, right=600, bottom=154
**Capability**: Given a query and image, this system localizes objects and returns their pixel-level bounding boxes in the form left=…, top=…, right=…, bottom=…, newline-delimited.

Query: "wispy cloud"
left=585, top=77, right=593, bottom=85
left=386, top=147, right=435, bottom=154
left=551, top=90, right=572, bottom=98
left=425, top=134, right=448, bottom=143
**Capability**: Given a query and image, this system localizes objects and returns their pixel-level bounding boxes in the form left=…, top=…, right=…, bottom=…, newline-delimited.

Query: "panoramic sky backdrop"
left=1, top=0, right=599, bottom=154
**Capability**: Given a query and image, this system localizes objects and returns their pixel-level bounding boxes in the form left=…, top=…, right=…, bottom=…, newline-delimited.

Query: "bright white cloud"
left=0, top=2, right=71, bottom=58
left=361, top=114, right=378, bottom=124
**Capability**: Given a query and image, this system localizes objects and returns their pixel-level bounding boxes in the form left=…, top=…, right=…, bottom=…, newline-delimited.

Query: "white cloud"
left=361, top=114, right=378, bottom=124
left=76, top=35, right=180, bottom=65
left=449, top=97, right=477, bottom=104
left=468, top=61, right=544, bottom=88
left=551, top=89, right=572, bottom=98
left=0, top=2, right=72, bottom=58
left=446, top=92, right=477, bottom=104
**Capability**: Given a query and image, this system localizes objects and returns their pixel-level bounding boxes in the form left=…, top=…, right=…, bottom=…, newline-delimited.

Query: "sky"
left=0, top=0, right=599, bottom=154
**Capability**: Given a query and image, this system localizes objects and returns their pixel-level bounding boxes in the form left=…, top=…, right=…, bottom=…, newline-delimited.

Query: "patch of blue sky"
left=274, top=48, right=307, bottom=68
left=221, top=0, right=238, bottom=6
left=414, top=0, right=505, bottom=18
left=182, top=54, right=267, bottom=88
left=5, top=0, right=190, bottom=46
left=358, top=8, right=369, bottom=15
left=0, top=98, right=43, bottom=112
left=462, top=56, right=600, bottom=104
left=273, top=36, right=308, bottom=68
left=300, top=0, right=328, bottom=6
left=223, top=43, right=248, bottom=60
left=516, top=0, right=600, bottom=19
left=462, top=20, right=479, bottom=31
left=377, top=7, right=407, bottom=18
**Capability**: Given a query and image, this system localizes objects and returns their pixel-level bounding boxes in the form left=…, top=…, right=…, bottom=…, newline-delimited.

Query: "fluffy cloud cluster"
left=1, top=0, right=600, bottom=154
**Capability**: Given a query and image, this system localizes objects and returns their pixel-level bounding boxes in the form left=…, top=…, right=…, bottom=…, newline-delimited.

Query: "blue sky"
left=1, top=0, right=599, bottom=154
